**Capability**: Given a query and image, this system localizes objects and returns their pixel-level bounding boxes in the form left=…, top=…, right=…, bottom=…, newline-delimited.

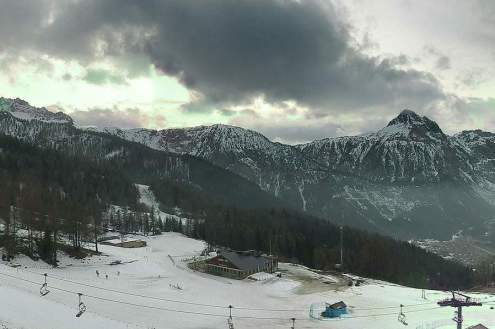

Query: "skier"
left=96, top=270, right=99, bottom=278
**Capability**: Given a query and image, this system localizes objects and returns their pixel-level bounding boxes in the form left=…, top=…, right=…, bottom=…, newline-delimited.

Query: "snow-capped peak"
left=387, top=109, right=423, bottom=126
left=0, top=97, right=73, bottom=124
left=377, top=109, right=444, bottom=139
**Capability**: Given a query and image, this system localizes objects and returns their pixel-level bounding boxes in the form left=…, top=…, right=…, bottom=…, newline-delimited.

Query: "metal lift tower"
left=437, top=291, right=482, bottom=329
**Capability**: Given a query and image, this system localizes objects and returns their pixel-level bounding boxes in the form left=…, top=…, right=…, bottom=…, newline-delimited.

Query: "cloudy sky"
left=0, top=0, right=494, bottom=143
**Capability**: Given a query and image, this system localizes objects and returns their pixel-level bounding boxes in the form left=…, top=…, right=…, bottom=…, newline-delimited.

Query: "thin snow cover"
left=97, top=123, right=283, bottom=161
left=0, top=97, right=72, bottom=124
left=376, top=122, right=411, bottom=137
left=247, top=272, right=276, bottom=281
left=104, top=148, right=124, bottom=159
left=102, top=237, right=142, bottom=245
left=298, top=182, right=307, bottom=211
left=1, top=233, right=494, bottom=329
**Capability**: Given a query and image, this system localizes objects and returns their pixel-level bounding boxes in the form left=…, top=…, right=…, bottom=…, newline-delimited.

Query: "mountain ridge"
left=0, top=97, right=73, bottom=124
left=2, top=97, right=495, bottom=239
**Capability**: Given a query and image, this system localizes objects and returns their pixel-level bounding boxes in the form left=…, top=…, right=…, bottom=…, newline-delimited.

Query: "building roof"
left=217, top=250, right=274, bottom=272
left=327, top=301, right=347, bottom=309
left=467, top=325, right=489, bottom=329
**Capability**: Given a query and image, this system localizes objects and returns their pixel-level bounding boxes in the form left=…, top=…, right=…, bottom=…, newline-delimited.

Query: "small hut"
left=321, top=301, right=347, bottom=318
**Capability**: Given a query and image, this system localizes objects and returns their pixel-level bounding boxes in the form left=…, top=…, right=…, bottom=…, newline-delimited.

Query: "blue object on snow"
left=321, top=301, right=347, bottom=318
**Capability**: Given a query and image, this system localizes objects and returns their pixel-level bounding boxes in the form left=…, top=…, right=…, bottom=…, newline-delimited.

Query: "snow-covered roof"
left=216, top=250, right=274, bottom=272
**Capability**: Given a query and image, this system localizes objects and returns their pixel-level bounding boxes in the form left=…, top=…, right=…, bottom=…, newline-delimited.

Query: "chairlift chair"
left=76, top=293, right=87, bottom=318
left=227, top=317, right=234, bottom=329
left=398, top=304, right=408, bottom=326
left=40, top=273, right=49, bottom=296
left=227, top=305, right=235, bottom=329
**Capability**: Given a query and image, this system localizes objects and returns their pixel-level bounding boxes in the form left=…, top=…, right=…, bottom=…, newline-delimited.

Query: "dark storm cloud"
left=0, top=0, right=446, bottom=115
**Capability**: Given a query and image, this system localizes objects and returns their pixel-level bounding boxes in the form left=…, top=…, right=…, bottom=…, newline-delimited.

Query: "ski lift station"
left=192, top=250, right=278, bottom=279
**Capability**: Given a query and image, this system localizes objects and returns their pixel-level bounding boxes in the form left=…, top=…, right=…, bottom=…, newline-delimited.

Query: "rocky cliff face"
left=2, top=98, right=494, bottom=239
left=298, top=110, right=471, bottom=184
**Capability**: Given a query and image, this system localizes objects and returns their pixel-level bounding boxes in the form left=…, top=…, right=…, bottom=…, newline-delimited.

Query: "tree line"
left=0, top=135, right=138, bottom=263
left=149, top=180, right=475, bottom=290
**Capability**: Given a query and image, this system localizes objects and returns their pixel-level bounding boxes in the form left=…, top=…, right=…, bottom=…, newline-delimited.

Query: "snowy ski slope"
left=1, top=232, right=494, bottom=329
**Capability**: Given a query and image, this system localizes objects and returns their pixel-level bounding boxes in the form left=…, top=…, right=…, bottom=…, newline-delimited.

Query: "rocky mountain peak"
left=379, top=109, right=444, bottom=138
left=0, top=97, right=73, bottom=124
left=388, top=109, right=423, bottom=125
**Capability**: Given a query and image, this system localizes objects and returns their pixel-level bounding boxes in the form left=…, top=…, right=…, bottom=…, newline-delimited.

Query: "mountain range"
left=2, top=96, right=495, bottom=239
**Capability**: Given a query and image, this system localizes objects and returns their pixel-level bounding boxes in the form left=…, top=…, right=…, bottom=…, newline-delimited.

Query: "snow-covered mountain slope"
left=98, top=110, right=477, bottom=186
left=2, top=97, right=495, bottom=239
left=0, top=100, right=280, bottom=214
left=166, top=124, right=323, bottom=199
left=298, top=110, right=472, bottom=184
left=93, top=124, right=323, bottom=203
left=0, top=97, right=72, bottom=124
left=91, top=109, right=495, bottom=238
left=2, top=234, right=494, bottom=329
left=452, top=130, right=495, bottom=174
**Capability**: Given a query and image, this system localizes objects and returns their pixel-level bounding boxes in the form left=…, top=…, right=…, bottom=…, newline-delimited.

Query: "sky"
left=0, top=0, right=494, bottom=144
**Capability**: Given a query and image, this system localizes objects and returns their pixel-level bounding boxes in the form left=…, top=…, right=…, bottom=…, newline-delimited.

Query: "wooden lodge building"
left=204, top=250, right=278, bottom=279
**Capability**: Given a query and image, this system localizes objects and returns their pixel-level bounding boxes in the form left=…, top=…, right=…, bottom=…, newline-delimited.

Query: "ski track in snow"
left=298, top=182, right=307, bottom=212
left=136, top=184, right=188, bottom=224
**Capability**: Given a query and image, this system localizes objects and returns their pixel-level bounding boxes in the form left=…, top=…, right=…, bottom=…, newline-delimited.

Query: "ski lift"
left=75, top=293, right=87, bottom=318
left=227, top=305, right=234, bottom=329
left=40, top=273, right=50, bottom=296
left=398, top=304, right=408, bottom=326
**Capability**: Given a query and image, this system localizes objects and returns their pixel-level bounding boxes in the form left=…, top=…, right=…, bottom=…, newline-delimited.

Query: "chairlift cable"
left=16, top=267, right=439, bottom=312
left=0, top=270, right=453, bottom=321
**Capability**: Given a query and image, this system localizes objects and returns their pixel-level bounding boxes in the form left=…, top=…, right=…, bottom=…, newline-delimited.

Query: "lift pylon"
left=437, top=291, right=482, bottom=329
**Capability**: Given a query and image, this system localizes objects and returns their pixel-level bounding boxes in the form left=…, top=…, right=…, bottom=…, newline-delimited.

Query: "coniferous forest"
left=150, top=187, right=474, bottom=290
left=0, top=135, right=141, bottom=263
left=0, top=134, right=475, bottom=289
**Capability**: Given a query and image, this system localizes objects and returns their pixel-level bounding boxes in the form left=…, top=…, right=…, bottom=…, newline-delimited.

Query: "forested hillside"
left=150, top=184, right=474, bottom=289
left=0, top=135, right=140, bottom=263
